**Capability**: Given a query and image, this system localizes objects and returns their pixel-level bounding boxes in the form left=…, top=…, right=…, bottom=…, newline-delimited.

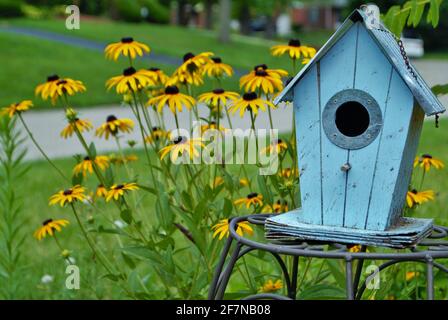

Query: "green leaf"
left=138, top=184, right=158, bottom=195
left=88, top=142, right=97, bottom=158
left=120, top=209, right=133, bottom=224
left=326, top=260, right=346, bottom=288
left=410, top=0, right=425, bottom=27
left=121, top=252, right=136, bottom=269
left=72, top=172, right=83, bottom=186
left=428, top=0, right=441, bottom=27
left=298, top=284, right=346, bottom=300
left=181, top=190, right=193, bottom=210
left=257, top=175, right=273, bottom=204
left=431, top=83, right=448, bottom=96
left=223, top=198, right=233, bottom=217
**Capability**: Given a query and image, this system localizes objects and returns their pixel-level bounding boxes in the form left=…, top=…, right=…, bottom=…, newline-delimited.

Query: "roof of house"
left=274, top=9, right=445, bottom=116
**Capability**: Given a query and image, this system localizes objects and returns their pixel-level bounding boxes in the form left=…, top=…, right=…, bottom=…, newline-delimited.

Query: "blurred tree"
left=218, top=0, right=231, bottom=43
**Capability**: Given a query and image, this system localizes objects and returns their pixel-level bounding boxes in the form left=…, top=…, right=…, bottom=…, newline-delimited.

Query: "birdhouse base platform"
left=265, top=210, right=433, bottom=248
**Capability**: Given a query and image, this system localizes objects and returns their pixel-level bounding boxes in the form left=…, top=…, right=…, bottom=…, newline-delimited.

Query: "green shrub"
left=139, top=0, right=169, bottom=24
left=112, top=0, right=142, bottom=23
left=0, top=0, right=23, bottom=17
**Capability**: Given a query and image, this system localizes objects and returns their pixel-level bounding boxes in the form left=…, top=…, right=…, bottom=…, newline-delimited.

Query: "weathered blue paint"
left=344, top=25, right=393, bottom=229
left=365, top=70, right=421, bottom=230
left=319, top=23, right=359, bottom=227
left=265, top=8, right=445, bottom=247
left=294, top=65, right=322, bottom=224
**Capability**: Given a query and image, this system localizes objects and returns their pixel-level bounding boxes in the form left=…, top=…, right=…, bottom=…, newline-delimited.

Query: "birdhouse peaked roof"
left=275, top=9, right=445, bottom=116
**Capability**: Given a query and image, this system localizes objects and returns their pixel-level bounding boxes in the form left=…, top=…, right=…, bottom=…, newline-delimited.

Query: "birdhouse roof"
left=275, top=9, right=445, bottom=116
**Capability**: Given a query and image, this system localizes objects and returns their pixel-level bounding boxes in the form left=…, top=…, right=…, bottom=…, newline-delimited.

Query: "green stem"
left=18, top=114, right=69, bottom=183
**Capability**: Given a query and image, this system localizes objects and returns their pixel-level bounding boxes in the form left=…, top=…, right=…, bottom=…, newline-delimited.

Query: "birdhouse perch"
left=265, top=6, right=445, bottom=248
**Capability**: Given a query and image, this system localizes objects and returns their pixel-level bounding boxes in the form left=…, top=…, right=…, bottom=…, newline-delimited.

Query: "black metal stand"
left=208, top=214, right=448, bottom=300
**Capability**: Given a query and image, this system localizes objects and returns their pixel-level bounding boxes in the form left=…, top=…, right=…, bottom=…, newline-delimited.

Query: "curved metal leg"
left=215, top=243, right=243, bottom=300
left=208, top=235, right=234, bottom=300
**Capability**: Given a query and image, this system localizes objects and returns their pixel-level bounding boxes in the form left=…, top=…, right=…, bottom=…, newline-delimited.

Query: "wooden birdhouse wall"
left=294, top=22, right=424, bottom=231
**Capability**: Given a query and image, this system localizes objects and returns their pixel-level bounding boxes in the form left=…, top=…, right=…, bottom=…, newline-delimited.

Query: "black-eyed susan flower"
left=234, top=192, right=263, bottom=209
left=95, top=184, right=108, bottom=198
left=198, top=88, right=239, bottom=107
left=261, top=139, right=288, bottom=155
left=347, top=244, right=362, bottom=253
left=278, top=167, right=298, bottom=179
left=406, top=271, right=419, bottom=281
left=212, top=219, right=253, bottom=240
left=260, top=279, right=283, bottom=293
left=229, top=92, right=275, bottom=118
left=239, top=178, right=249, bottom=187
left=262, top=200, right=288, bottom=214
left=34, top=218, right=69, bottom=241
left=109, top=154, right=139, bottom=165
left=147, top=86, right=195, bottom=114
left=147, top=67, right=169, bottom=85
left=106, top=183, right=139, bottom=202
left=178, top=52, right=213, bottom=75
left=1, top=100, right=33, bottom=118
left=200, top=121, right=227, bottom=135
left=212, top=176, right=224, bottom=188
left=159, top=136, right=205, bottom=162
left=406, top=189, right=435, bottom=208
left=53, top=78, right=86, bottom=101
left=73, top=156, right=110, bottom=177
left=240, top=64, right=288, bottom=94
left=106, top=67, right=156, bottom=94
left=96, top=115, right=134, bottom=140
left=145, top=126, right=167, bottom=144
left=203, top=57, right=233, bottom=78
left=105, top=37, right=150, bottom=61
left=60, top=118, right=93, bottom=139
left=35, top=75, right=60, bottom=101
left=49, top=185, right=87, bottom=207
left=271, top=39, right=316, bottom=62
left=168, top=69, right=204, bottom=87
left=414, top=154, right=445, bottom=172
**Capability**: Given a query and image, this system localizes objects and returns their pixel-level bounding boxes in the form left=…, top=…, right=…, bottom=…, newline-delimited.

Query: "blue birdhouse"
left=265, top=6, right=445, bottom=248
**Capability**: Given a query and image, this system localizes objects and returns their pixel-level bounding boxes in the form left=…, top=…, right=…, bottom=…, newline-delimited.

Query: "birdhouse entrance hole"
left=322, top=89, right=383, bottom=150
left=335, top=101, right=370, bottom=137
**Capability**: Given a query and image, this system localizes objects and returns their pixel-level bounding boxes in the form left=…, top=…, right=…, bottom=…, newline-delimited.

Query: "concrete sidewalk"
left=18, top=102, right=294, bottom=160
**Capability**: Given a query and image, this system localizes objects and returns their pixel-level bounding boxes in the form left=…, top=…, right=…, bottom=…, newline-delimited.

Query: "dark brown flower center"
left=107, top=115, right=118, bottom=122
left=288, top=39, right=301, bottom=47
left=123, top=67, right=137, bottom=76
left=115, top=184, right=124, bottom=189
left=247, top=192, right=258, bottom=199
left=42, top=219, right=53, bottom=226
left=254, top=64, right=268, bottom=71
left=183, top=52, right=195, bottom=62
left=149, top=67, right=160, bottom=72
left=165, top=86, right=179, bottom=94
left=152, top=126, right=160, bottom=131
left=213, top=88, right=225, bottom=94
left=173, top=136, right=186, bottom=144
left=243, top=92, right=257, bottom=101
left=63, top=189, right=73, bottom=196
left=277, top=139, right=283, bottom=144
left=255, top=69, right=268, bottom=77
left=84, top=156, right=91, bottom=161
left=212, top=57, right=222, bottom=63
left=121, top=37, right=134, bottom=43
left=57, top=79, right=67, bottom=86
left=47, top=75, right=59, bottom=82
left=422, top=154, right=432, bottom=159
left=411, top=189, right=418, bottom=194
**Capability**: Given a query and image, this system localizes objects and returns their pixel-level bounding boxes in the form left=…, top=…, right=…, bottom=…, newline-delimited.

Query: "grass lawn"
left=5, top=17, right=331, bottom=71
left=8, top=117, right=448, bottom=299
left=0, top=17, right=330, bottom=109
